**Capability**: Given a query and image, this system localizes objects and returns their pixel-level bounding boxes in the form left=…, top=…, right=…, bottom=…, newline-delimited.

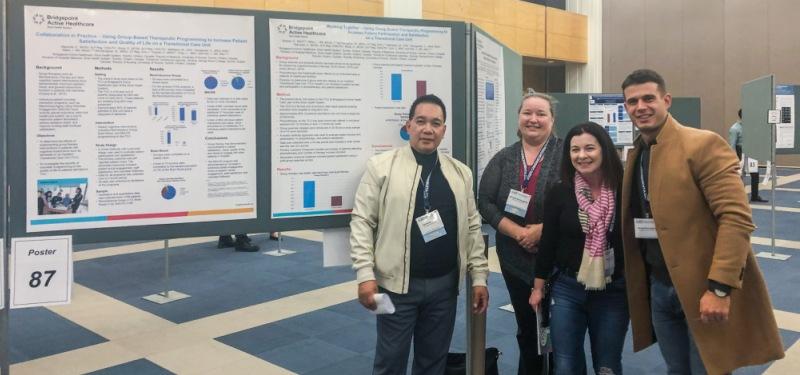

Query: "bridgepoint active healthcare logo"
left=276, top=24, right=288, bottom=34
left=32, top=13, right=95, bottom=28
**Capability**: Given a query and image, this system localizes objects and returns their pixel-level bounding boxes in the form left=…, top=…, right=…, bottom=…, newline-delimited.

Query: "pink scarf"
left=574, top=173, right=615, bottom=290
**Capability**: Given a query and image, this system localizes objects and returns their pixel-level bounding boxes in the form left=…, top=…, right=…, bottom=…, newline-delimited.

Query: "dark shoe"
left=235, top=237, right=260, bottom=252
left=218, top=235, right=235, bottom=248
left=751, top=197, right=768, bottom=203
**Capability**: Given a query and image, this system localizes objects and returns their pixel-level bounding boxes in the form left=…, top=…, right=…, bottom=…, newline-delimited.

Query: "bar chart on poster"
left=269, top=18, right=453, bottom=218
left=23, top=6, right=257, bottom=232
left=588, top=94, right=634, bottom=146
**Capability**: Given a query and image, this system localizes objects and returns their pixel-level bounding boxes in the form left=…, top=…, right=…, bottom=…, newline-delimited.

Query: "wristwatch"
left=712, top=288, right=730, bottom=298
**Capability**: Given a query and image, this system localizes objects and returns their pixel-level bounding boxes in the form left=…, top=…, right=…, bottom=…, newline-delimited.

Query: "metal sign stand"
left=142, top=239, right=190, bottom=304
left=263, top=232, right=296, bottom=257
left=1, top=0, right=10, bottom=372
left=466, top=234, right=489, bottom=375
left=756, top=113, right=791, bottom=261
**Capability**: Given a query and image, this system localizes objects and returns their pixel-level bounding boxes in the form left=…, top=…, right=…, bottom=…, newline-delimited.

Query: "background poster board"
left=8, top=0, right=470, bottom=241
left=23, top=6, right=257, bottom=233
left=550, top=93, right=701, bottom=142
left=742, top=75, right=774, bottom=162
left=588, top=94, right=633, bottom=146
left=263, top=13, right=467, bottom=231
left=269, top=18, right=454, bottom=220
left=775, top=84, right=797, bottom=152
left=474, top=28, right=506, bottom=185
left=8, top=0, right=267, bottom=243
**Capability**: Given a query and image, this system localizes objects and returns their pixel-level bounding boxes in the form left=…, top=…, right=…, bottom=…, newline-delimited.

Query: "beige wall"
left=602, top=0, right=800, bottom=165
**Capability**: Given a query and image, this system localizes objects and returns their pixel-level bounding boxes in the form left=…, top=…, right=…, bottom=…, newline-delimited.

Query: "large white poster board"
left=588, top=95, right=633, bottom=146
left=24, top=6, right=257, bottom=232
left=775, top=85, right=795, bottom=149
left=269, top=19, right=453, bottom=218
left=475, top=32, right=505, bottom=185
left=10, top=235, right=72, bottom=308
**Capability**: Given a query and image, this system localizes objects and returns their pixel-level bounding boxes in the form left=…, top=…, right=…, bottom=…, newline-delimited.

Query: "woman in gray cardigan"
left=478, top=92, right=563, bottom=375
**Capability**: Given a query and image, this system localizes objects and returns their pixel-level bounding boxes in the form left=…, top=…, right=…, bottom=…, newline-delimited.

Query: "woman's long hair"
left=560, top=122, right=623, bottom=191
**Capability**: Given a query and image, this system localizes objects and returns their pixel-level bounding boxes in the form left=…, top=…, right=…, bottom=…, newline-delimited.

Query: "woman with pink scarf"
left=529, top=122, right=628, bottom=375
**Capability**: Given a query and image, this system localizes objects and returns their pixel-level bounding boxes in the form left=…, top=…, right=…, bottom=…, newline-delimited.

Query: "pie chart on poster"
left=231, top=76, right=245, bottom=90
left=161, top=185, right=177, bottom=200
left=204, top=76, right=218, bottom=90
left=400, top=127, right=410, bottom=141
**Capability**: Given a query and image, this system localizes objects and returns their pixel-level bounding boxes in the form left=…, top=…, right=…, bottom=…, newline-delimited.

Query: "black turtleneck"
left=409, top=148, right=459, bottom=278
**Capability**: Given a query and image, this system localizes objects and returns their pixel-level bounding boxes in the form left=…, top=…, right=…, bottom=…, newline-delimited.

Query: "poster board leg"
left=757, top=125, right=790, bottom=261
left=142, top=239, right=190, bottom=304
left=263, top=232, right=295, bottom=257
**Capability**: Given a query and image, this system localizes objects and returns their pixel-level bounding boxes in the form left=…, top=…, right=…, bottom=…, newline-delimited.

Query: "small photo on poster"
left=486, top=81, right=495, bottom=100
left=36, top=178, right=88, bottom=215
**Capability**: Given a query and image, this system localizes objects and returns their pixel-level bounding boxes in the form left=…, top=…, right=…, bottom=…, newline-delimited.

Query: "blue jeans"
left=549, top=273, right=629, bottom=375
left=649, top=277, right=707, bottom=374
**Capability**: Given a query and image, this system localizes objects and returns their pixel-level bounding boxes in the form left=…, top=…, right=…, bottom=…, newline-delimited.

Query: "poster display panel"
left=775, top=84, right=795, bottom=149
left=24, top=6, right=257, bottom=232
left=269, top=19, right=453, bottom=219
left=475, top=31, right=505, bottom=185
left=588, top=95, right=633, bottom=145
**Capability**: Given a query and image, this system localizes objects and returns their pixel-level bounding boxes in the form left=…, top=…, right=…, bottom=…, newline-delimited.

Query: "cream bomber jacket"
left=349, top=145, right=489, bottom=294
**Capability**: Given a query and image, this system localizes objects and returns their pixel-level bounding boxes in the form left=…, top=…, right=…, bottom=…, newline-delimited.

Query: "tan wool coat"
left=621, top=115, right=784, bottom=374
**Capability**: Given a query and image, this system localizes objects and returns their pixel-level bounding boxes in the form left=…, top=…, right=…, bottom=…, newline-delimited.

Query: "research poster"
left=270, top=19, right=453, bottom=218
left=775, top=85, right=795, bottom=149
left=588, top=95, right=633, bottom=146
left=25, top=7, right=257, bottom=232
left=475, top=32, right=505, bottom=186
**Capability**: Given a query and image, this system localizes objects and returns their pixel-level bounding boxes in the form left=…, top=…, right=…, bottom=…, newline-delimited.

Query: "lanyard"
left=638, top=147, right=652, bottom=217
left=420, top=155, right=439, bottom=213
left=520, top=141, right=548, bottom=189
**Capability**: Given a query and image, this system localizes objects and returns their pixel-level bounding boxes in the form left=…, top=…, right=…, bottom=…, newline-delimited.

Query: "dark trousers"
left=373, top=270, right=458, bottom=375
left=736, top=146, right=762, bottom=200
left=501, top=267, right=549, bottom=375
left=750, top=172, right=761, bottom=200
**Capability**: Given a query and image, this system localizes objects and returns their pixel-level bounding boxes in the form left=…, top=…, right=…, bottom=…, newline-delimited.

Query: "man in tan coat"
left=620, top=69, right=784, bottom=374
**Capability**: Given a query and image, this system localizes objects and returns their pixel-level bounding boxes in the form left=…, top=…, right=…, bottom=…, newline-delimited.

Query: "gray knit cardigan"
left=477, top=136, right=564, bottom=285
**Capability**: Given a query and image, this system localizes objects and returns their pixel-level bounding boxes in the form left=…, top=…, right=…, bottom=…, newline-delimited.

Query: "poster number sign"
left=11, top=236, right=72, bottom=309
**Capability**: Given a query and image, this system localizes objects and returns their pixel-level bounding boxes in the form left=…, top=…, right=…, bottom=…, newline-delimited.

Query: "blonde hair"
left=517, top=90, right=557, bottom=138
left=517, top=91, right=557, bottom=117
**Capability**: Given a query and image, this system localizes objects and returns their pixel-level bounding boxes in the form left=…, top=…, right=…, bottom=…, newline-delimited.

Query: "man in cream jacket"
left=350, top=94, right=489, bottom=375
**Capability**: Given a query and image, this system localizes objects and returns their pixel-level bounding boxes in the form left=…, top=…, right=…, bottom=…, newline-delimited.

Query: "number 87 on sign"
left=11, top=236, right=73, bottom=309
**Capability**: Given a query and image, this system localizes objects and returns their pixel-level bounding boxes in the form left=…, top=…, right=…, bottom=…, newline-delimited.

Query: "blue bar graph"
left=179, top=107, right=185, bottom=122
left=303, top=181, right=315, bottom=208
left=191, top=109, right=197, bottom=122
left=391, top=73, right=402, bottom=101
left=167, top=131, right=171, bottom=144
left=154, top=106, right=158, bottom=116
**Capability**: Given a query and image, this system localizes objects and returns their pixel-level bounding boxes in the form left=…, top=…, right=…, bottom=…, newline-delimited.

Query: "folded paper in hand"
left=371, top=293, right=396, bottom=315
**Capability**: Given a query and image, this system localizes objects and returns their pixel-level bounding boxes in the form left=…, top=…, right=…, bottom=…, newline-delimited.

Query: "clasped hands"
left=514, top=223, right=542, bottom=252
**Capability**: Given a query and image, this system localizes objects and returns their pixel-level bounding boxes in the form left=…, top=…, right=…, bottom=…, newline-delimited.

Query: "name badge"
left=505, top=189, right=532, bottom=217
left=416, top=210, right=446, bottom=243
left=634, top=218, right=658, bottom=239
